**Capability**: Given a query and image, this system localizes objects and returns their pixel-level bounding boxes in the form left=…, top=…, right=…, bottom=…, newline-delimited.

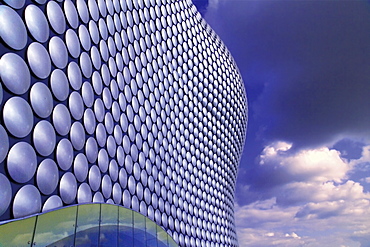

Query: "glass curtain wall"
left=0, top=203, right=177, bottom=247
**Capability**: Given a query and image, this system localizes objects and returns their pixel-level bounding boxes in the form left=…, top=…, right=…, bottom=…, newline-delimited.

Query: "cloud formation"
left=200, top=0, right=370, bottom=245
left=234, top=142, right=370, bottom=246
left=235, top=195, right=370, bottom=247
left=259, top=142, right=350, bottom=183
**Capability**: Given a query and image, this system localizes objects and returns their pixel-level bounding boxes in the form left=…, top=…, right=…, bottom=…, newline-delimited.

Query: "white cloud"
left=236, top=227, right=307, bottom=247
left=285, top=232, right=301, bottom=239
left=350, top=145, right=370, bottom=166
left=277, top=180, right=369, bottom=206
left=206, top=0, right=220, bottom=11
left=235, top=141, right=370, bottom=247
left=235, top=197, right=369, bottom=247
left=235, top=198, right=297, bottom=228
left=259, top=141, right=351, bottom=183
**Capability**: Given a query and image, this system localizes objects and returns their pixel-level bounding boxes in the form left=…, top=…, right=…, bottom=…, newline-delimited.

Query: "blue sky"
left=193, top=0, right=370, bottom=246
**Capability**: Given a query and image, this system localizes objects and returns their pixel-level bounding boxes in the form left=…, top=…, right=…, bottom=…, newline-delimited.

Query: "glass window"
left=100, top=204, right=119, bottom=247
left=146, top=217, right=158, bottom=247
left=0, top=204, right=178, bottom=247
left=157, top=225, right=168, bottom=247
left=75, top=204, right=100, bottom=246
left=119, top=206, right=134, bottom=247
left=0, top=216, right=35, bottom=247
left=133, top=212, right=146, bottom=246
left=33, top=206, right=77, bottom=247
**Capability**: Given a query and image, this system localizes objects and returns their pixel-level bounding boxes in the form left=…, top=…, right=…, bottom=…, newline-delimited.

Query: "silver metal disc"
left=64, top=0, right=79, bottom=29
left=30, top=82, right=53, bottom=118
left=49, top=36, right=68, bottom=69
left=93, top=192, right=104, bottom=203
left=0, top=125, right=9, bottom=163
left=70, top=121, right=85, bottom=150
left=56, top=138, right=74, bottom=171
left=102, top=174, right=112, bottom=198
left=74, top=153, right=88, bottom=182
left=50, top=69, right=69, bottom=101
left=119, top=167, right=127, bottom=188
left=80, top=51, right=92, bottom=78
left=109, top=159, right=118, bottom=182
left=36, top=159, right=59, bottom=195
left=77, top=0, right=89, bottom=24
left=60, top=172, right=77, bottom=204
left=52, top=104, right=71, bottom=136
left=91, top=45, right=102, bottom=70
left=3, top=0, right=25, bottom=9
left=33, top=120, right=56, bottom=156
left=0, top=5, right=27, bottom=50
left=77, top=183, right=92, bottom=203
left=88, top=0, right=99, bottom=21
left=67, top=61, right=82, bottom=90
left=7, top=142, right=37, bottom=183
left=3, top=97, right=33, bottom=138
left=89, top=20, right=100, bottom=44
left=47, top=1, right=66, bottom=34
left=83, top=108, right=96, bottom=135
left=42, top=195, right=63, bottom=212
left=0, top=53, right=30, bottom=95
left=78, top=24, right=91, bottom=50
left=86, top=137, right=98, bottom=163
left=89, top=165, right=101, bottom=191
left=65, top=29, right=81, bottom=58
left=27, top=42, right=52, bottom=79
left=112, top=183, right=122, bottom=204
left=0, top=173, right=12, bottom=217
left=94, top=98, right=105, bottom=123
left=13, top=185, right=41, bottom=218
left=98, top=148, right=109, bottom=173
left=69, top=91, right=84, bottom=120
left=25, top=4, right=49, bottom=43
left=82, top=81, right=94, bottom=107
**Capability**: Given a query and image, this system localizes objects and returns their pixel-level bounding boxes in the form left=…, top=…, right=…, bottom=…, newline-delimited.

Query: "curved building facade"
left=0, top=0, right=247, bottom=246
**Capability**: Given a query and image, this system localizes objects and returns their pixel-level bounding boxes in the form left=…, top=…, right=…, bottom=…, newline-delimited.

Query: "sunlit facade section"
left=0, top=0, right=247, bottom=246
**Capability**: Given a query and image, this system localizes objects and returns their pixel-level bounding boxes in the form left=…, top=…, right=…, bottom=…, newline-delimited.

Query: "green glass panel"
left=32, top=206, right=77, bottom=247
left=99, top=204, right=118, bottom=247
left=75, top=204, right=100, bottom=247
left=133, top=212, right=146, bottom=246
left=146, top=218, right=157, bottom=247
left=133, top=212, right=145, bottom=231
left=118, top=207, right=133, bottom=247
left=0, top=217, right=35, bottom=247
left=157, top=225, right=168, bottom=247
left=168, top=236, right=178, bottom=247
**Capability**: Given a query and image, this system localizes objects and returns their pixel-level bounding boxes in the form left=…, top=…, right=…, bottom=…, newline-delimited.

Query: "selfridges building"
left=0, top=0, right=247, bottom=246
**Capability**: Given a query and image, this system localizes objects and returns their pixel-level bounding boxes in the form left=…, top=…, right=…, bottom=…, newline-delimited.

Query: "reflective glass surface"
left=75, top=204, right=100, bottom=246
left=0, top=204, right=177, bottom=247
left=0, top=216, right=35, bottom=246
left=33, top=206, right=77, bottom=246
left=100, top=204, right=119, bottom=247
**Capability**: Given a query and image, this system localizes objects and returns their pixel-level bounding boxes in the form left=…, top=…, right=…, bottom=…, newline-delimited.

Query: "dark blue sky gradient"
left=194, top=0, right=370, bottom=200
left=193, top=1, right=370, bottom=245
